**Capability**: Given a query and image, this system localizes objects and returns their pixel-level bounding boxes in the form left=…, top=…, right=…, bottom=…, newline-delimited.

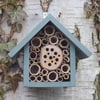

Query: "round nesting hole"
left=49, top=56, right=52, bottom=59
left=44, top=25, right=55, bottom=36
left=46, top=48, right=49, bottom=51
left=55, top=63, right=57, bottom=65
left=44, top=55, right=47, bottom=58
left=64, top=74, right=69, bottom=80
left=30, top=76, right=36, bottom=81
left=48, top=63, right=52, bottom=66
left=58, top=77, right=63, bottom=82
left=47, top=53, right=50, bottom=55
left=30, top=52, right=36, bottom=59
left=31, top=37, right=41, bottom=47
left=49, top=36, right=58, bottom=44
left=30, top=64, right=40, bottom=75
left=53, top=56, right=55, bottom=58
left=35, top=60, right=38, bottom=62
left=47, top=71, right=58, bottom=82
left=55, top=58, right=59, bottom=62
left=51, top=48, right=54, bottom=52
left=58, top=55, right=60, bottom=57
left=43, top=76, right=47, bottom=81
left=54, top=52, right=57, bottom=55
left=37, top=76, right=42, bottom=82
left=59, top=39, right=69, bottom=48
left=51, top=60, right=53, bottom=63
left=61, top=64, right=70, bottom=73
left=44, top=61, right=47, bottom=63
left=42, top=39, right=48, bottom=45
left=42, top=69, right=48, bottom=76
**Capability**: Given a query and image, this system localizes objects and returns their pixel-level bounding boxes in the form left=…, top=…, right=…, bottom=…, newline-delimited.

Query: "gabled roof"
left=8, top=14, right=92, bottom=59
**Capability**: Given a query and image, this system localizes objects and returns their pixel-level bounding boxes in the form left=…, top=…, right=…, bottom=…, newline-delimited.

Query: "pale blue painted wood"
left=24, top=43, right=75, bottom=87
left=8, top=14, right=92, bottom=59
left=24, top=43, right=30, bottom=86
left=70, top=43, right=76, bottom=85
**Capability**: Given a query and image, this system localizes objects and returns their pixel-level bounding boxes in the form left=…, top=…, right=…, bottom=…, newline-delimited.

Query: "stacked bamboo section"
left=29, top=23, right=70, bottom=82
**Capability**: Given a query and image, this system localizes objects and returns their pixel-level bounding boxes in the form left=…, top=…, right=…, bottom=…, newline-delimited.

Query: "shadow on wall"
left=25, top=87, right=72, bottom=100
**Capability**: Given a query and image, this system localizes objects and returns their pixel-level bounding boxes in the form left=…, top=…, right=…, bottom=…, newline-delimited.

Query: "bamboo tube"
left=56, top=68, right=61, bottom=74
left=58, top=77, right=63, bottom=82
left=36, top=76, right=43, bottom=82
left=49, top=36, right=58, bottom=45
left=59, top=39, right=69, bottom=49
left=31, top=37, right=42, bottom=48
left=56, top=32, right=63, bottom=39
left=38, top=31, right=45, bottom=38
left=42, top=69, right=48, bottom=76
left=30, top=75, right=36, bottom=82
left=30, top=51, right=37, bottom=60
left=64, top=56, right=70, bottom=62
left=42, top=39, right=48, bottom=45
left=61, top=64, right=70, bottom=74
left=44, top=25, right=55, bottom=36
left=63, top=50, right=69, bottom=56
left=43, top=76, right=48, bottom=82
left=63, top=74, right=69, bottom=80
left=30, top=64, right=41, bottom=75
left=47, top=71, right=58, bottom=82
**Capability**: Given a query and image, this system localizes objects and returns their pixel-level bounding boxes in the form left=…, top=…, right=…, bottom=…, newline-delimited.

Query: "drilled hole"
left=48, top=63, right=52, bottom=66
left=47, top=53, right=50, bottom=55
left=54, top=52, right=57, bottom=55
left=58, top=55, right=60, bottom=57
left=55, top=58, right=59, bottom=62
left=44, top=61, right=47, bottom=63
left=46, top=48, right=49, bottom=51
left=44, top=55, right=47, bottom=58
left=51, top=48, right=54, bottom=51
left=49, top=56, right=52, bottom=59
left=51, top=60, right=53, bottom=63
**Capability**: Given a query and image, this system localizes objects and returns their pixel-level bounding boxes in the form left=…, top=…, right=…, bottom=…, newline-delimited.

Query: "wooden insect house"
left=8, top=14, right=92, bottom=87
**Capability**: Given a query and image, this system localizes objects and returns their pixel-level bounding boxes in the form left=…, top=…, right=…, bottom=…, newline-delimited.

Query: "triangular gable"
left=8, top=14, right=92, bottom=59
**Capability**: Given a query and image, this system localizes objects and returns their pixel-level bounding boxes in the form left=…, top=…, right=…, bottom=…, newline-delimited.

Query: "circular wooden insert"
left=40, top=45, right=63, bottom=70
